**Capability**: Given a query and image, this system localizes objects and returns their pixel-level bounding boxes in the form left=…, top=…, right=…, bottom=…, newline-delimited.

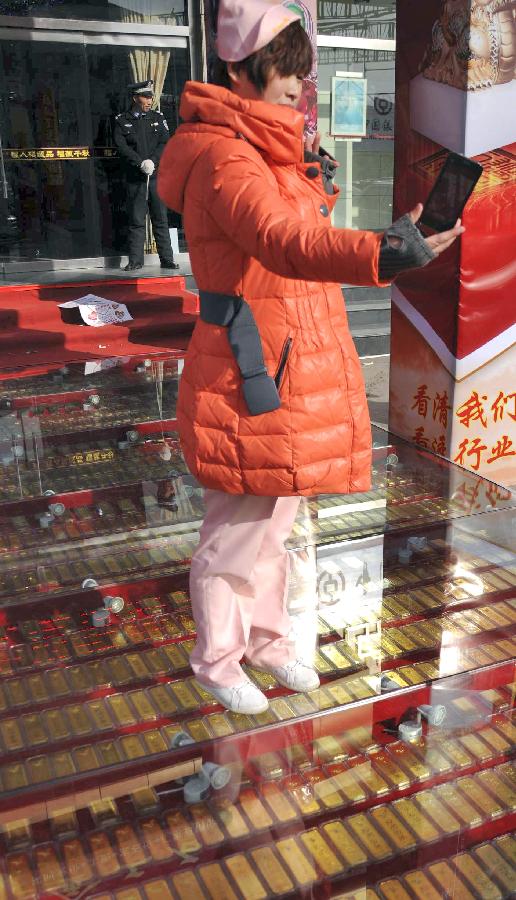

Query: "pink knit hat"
left=217, top=1, right=301, bottom=63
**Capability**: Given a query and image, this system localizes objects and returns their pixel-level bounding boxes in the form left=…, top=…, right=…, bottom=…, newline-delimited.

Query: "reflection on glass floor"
left=0, top=355, right=515, bottom=898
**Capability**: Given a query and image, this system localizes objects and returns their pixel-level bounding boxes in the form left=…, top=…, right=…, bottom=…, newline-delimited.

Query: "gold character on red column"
left=454, top=437, right=488, bottom=469
left=432, top=391, right=452, bottom=427
left=411, top=384, right=431, bottom=417
left=432, top=434, right=447, bottom=454
left=491, top=390, right=516, bottom=422
left=456, top=391, right=488, bottom=428
left=412, top=426, right=430, bottom=447
left=486, top=435, right=516, bottom=463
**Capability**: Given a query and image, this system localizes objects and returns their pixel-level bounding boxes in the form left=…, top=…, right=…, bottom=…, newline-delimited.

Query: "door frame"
left=0, top=14, right=190, bottom=36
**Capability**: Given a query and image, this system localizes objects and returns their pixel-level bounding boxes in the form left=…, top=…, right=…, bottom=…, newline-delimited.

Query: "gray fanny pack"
left=199, top=291, right=281, bottom=416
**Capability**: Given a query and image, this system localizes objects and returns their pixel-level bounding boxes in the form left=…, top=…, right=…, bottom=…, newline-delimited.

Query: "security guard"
left=114, top=80, right=178, bottom=272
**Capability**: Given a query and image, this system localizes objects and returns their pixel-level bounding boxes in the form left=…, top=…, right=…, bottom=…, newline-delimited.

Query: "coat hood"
left=158, top=81, right=305, bottom=214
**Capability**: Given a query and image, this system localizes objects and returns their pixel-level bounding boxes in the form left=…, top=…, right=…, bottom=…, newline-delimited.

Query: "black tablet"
left=420, top=152, right=483, bottom=232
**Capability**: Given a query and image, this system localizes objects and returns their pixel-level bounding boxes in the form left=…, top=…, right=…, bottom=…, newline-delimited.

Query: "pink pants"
left=189, top=489, right=301, bottom=687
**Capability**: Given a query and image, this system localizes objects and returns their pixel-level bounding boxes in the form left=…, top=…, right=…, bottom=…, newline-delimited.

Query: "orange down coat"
left=158, top=81, right=388, bottom=497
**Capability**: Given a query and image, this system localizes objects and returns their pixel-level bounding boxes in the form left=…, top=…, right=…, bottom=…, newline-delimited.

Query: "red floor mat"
left=0, top=276, right=197, bottom=368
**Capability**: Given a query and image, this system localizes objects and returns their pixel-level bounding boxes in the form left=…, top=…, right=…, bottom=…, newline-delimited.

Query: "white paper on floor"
left=58, top=294, right=133, bottom=327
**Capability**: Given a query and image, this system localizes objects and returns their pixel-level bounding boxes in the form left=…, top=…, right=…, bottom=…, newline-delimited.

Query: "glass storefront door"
left=318, top=47, right=396, bottom=232
left=0, top=28, right=189, bottom=268
left=1, top=39, right=98, bottom=263
left=0, top=0, right=187, bottom=25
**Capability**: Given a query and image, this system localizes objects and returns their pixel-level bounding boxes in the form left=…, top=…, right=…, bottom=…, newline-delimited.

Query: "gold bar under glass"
left=260, top=781, right=298, bottom=823
left=413, top=789, right=460, bottom=835
left=473, top=843, right=516, bottom=896
left=313, top=735, right=348, bottom=765
left=299, top=829, right=343, bottom=877
left=480, top=728, right=512, bottom=754
left=128, top=690, right=157, bottom=721
left=142, top=880, right=175, bottom=900
left=389, top=742, right=430, bottom=780
left=252, top=752, right=286, bottom=781
left=403, top=869, right=443, bottom=900
left=106, top=695, right=136, bottom=728
left=477, top=768, right=516, bottom=811
left=276, top=837, right=317, bottom=886
left=224, top=854, right=268, bottom=900
left=284, top=775, right=320, bottom=817
left=426, top=861, right=476, bottom=900
left=168, top=681, right=199, bottom=711
left=165, top=811, right=201, bottom=856
left=434, top=783, right=482, bottom=828
left=22, top=713, right=48, bottom=746
left=238, top=789, right=274, bottom=830
left=376, top=878, right=413, bottom=900
left=369, top=805, right=417, bottom=851
left=439, top=739, right=474, bottom=770
left=149, top=684, right=177, bottom=717
left=346, top=813, right=393, bottom=860
left=458, top=733, right=493, bottom=763
left=392, top=798, right=440, bottom=843
left=268, top=696, right=297, bottom=720
left=494, top=833, right=516, bottom=866
left=198, top=863, right=239, bottom=900
left=305, top=769, right=343, bottom=809
left=189, top=803, right=224, bottom=847
left=456, top=775, right=505, bottom=818
left=351, top=760, right=389, bottom=797
left=85, top=700, right=113, bottom=732
left=114, top=824, right=148, bottom=868
left=250, top=847, right=294, bottom=896
left=213, top=798, right=250, bottom=839
left=327, top=763, right=366, bottom=805
left=453, top=852, right=504, bottom=900
left=369, top=750, right=411, bottom=789
left=74, top=745, right=100, bottom=772
left=26, top=756, right=52, bottom=784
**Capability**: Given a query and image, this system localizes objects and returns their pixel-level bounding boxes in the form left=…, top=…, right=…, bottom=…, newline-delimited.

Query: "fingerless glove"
left=379, top=213, right=436, bottom=281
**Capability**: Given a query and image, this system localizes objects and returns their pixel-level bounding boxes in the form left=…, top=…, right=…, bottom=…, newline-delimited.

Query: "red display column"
left=389, top=1, right=516, bottom=492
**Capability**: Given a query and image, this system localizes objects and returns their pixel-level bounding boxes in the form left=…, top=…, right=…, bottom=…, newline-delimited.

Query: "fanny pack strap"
left=199, top=290, right=281, bottom=416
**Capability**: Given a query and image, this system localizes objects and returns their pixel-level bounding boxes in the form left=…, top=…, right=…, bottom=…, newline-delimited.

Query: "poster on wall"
left=389, top=0, right=516, bottom=490
left=203, top=0, right=318, bottom=134
left=331, top=75, right=367, bottom=137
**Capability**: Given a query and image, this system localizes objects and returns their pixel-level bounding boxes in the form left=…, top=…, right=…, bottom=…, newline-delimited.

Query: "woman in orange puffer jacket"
left=158, top=0, right=464, bottom=715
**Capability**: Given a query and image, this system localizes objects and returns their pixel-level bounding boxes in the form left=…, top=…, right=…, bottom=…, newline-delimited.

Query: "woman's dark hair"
left=211, top=20, right=312, bottom=92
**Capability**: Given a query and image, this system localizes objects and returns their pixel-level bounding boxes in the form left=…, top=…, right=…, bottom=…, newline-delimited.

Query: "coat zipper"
left=274, top=336, right=293, bottom=390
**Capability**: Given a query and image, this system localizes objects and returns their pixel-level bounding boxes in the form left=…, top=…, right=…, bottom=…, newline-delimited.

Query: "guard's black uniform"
left=114, top=108, right=174, bottom=266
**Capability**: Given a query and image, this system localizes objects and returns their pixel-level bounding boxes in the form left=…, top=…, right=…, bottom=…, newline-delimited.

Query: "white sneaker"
left=267, top=660, right=320, bottom=693
left=200, top=680, right=269, bottom=715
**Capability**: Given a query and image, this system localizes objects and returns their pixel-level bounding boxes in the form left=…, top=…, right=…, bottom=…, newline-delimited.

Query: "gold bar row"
left=1, top=763, right=514, bottom=900
left=1, top=637, right=515, bottom=776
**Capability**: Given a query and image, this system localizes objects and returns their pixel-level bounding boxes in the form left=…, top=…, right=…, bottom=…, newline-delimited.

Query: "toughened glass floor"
left=0, top=354, right=514, bottom=898
left=1, top=671, right=515, bottom=898
left=0, top=506, right=515, bottom=898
